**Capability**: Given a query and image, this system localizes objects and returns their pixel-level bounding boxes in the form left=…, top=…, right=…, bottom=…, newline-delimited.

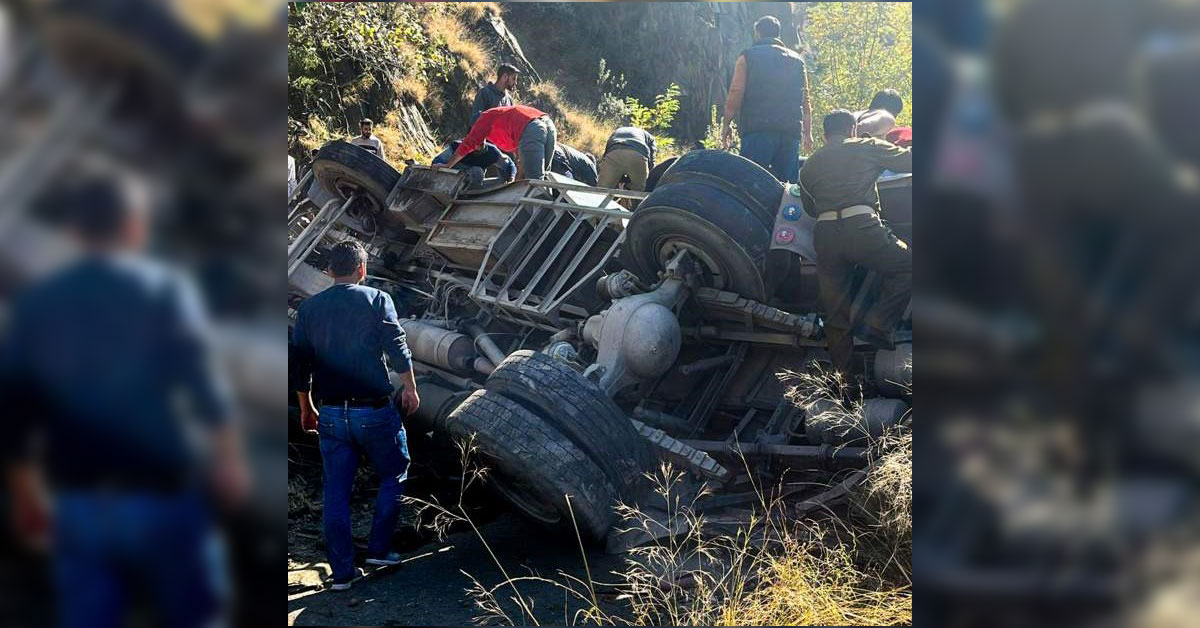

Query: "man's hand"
left=9, top=465, right=50, bottom=552
left=401, top=387, right=420, bottom=415
left=212, top=425, right=251, bottom=508
left=300, top=405, right=318, bottom=434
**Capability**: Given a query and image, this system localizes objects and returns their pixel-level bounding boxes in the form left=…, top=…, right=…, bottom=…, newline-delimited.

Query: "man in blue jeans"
left=291, top=240, right=420, bottom=591
left=2, top=172, right=249, bottom=627
left=721, top=15, right=813, bottom=182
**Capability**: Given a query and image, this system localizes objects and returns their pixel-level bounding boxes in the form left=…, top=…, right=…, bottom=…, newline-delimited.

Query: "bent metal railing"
left=426, top=178, right=646, bottom=329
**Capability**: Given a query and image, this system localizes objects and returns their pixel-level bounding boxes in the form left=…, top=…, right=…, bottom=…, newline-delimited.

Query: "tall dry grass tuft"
left=441, top=459, right=912, bottom=626
left=451, top=1, right=503, bottom=23
left=524, top=81, right=617, bottom=156
left=427, top=10, right=492, bottom=78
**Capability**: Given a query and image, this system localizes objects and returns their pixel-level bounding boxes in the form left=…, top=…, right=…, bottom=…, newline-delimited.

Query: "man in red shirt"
left=440, top=105, right=557, bottom=180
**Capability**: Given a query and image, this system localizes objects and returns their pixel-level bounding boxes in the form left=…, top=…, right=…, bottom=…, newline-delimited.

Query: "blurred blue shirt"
left=0, top=254, right=231, bottom=490
left=290, top=283, right=413, bottom=403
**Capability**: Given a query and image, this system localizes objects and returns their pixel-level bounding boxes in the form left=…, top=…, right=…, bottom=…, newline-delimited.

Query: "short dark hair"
left=868, top=89, right=904, bottom=116
left=57, top=173, right=146, bottom=244
left=327, top=240, right=367, bottom=277
left=754, top=16, right=781, bottom=39
left=497, top=63, right=519, bottom=78
left=360, top=118, right=373, bottom=127
left=823, top=109, right=857, bottom=137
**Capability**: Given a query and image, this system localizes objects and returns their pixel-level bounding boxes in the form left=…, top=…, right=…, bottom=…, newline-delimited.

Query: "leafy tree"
left=803, top=2, right=912, bottom=144
left=625, top=83, right=682, bottom=151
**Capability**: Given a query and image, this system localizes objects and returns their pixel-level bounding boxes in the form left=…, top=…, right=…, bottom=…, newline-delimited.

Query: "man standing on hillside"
left=799, top=110, right=912, bottom=379
left=440, top=105, right=557, bottom=180
left=470, top=63, right=518, bottom=127
left=596, top=126, right=656, bottom=190
left=722, top=15, right=812, bottom=182
left=350, top=118, right=386, bottom=163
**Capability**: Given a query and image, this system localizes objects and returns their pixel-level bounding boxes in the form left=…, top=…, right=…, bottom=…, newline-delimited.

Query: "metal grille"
left=462, top=179, right=646, bottom=328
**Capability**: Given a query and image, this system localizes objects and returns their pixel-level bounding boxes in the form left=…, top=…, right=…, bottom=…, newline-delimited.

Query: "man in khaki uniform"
left=597, top=126, right=656, bottom=190
left=798, top=110, right=912, bottom=377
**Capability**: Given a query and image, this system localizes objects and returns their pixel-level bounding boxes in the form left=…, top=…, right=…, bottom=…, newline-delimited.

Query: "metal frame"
left=427, top=179, right=645, bottom=327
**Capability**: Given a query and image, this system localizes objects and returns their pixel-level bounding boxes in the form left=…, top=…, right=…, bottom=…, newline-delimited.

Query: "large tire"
left=644, top=157, right=678, bottom=193
left=486, top=350, right=654, bottom=497
left=312, top=141, right=401, bottom=210
left=625, top=181, right=771, bottom=299
left=656, top=150, right=783, bottom=228
left=442, top=390, right=618, bottom=542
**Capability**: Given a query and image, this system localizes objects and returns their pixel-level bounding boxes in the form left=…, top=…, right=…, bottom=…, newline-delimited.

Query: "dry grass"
left=524, top=81, right=617, bottom=156
left=396, top=365, right=913, bottom=626
left=427, top=10, right=492, bottom=79
left=451, top=2, right=503, bottom=23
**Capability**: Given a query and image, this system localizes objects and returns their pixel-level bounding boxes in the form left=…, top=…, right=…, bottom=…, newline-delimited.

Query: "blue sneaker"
left=364, top=552, right=404, bottom=567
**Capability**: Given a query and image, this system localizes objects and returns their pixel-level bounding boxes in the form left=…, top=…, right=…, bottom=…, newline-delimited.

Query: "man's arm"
left=801, top=63, right=813, bottom=153
left=378, top=294, right=419, bottom=414
left=1, top=301, right=48, bottom=550
left=645, top=131, right=657, bottom=170
left=290, top=307, right=318, bottom=431
left=722, top=55, right=748, bottom=149
left=497, top=152, right=517, bottom=182
left=871, top=140, right=913, bottom=173
left=167, top=275, right=250, bottom=505
left=447, top=112, right=495, bottom=168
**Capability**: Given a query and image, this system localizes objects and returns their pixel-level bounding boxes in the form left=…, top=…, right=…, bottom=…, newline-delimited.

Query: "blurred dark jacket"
left=0, top=255, right=230, bottom=491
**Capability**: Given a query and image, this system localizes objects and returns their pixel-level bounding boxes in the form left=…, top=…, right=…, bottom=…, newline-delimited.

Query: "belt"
left=817, top=205, right=875, bottom=221
left=320, top=396, right=391, bottom=409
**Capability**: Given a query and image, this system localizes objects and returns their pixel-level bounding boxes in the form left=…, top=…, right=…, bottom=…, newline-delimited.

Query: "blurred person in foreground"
left=722, top=15, right=813, bottom=181
left=799, top=110, right=913, bottom=385
left=0, top=172, right=250, bottom=628
left=291, top=240, right=419, bottom=591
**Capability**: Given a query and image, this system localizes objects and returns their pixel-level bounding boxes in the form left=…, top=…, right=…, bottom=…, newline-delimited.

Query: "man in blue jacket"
left=432, top=139, right=516, bottom=188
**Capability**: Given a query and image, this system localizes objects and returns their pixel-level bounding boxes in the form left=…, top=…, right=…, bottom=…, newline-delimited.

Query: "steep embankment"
left=287, top=2, right=619, bottom=165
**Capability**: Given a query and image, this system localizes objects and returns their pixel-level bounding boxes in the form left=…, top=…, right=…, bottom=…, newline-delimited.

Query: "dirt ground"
left=287, top=438, right=632, bottom=627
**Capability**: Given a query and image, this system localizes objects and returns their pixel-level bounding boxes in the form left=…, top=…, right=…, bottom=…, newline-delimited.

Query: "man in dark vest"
left=722, top=15, right=812, bottom=182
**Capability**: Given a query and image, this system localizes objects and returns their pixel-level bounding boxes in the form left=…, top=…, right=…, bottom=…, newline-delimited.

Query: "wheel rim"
left=488, top=464, right=562, bottom=525
left=654, top=236, right=731, bottom=291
